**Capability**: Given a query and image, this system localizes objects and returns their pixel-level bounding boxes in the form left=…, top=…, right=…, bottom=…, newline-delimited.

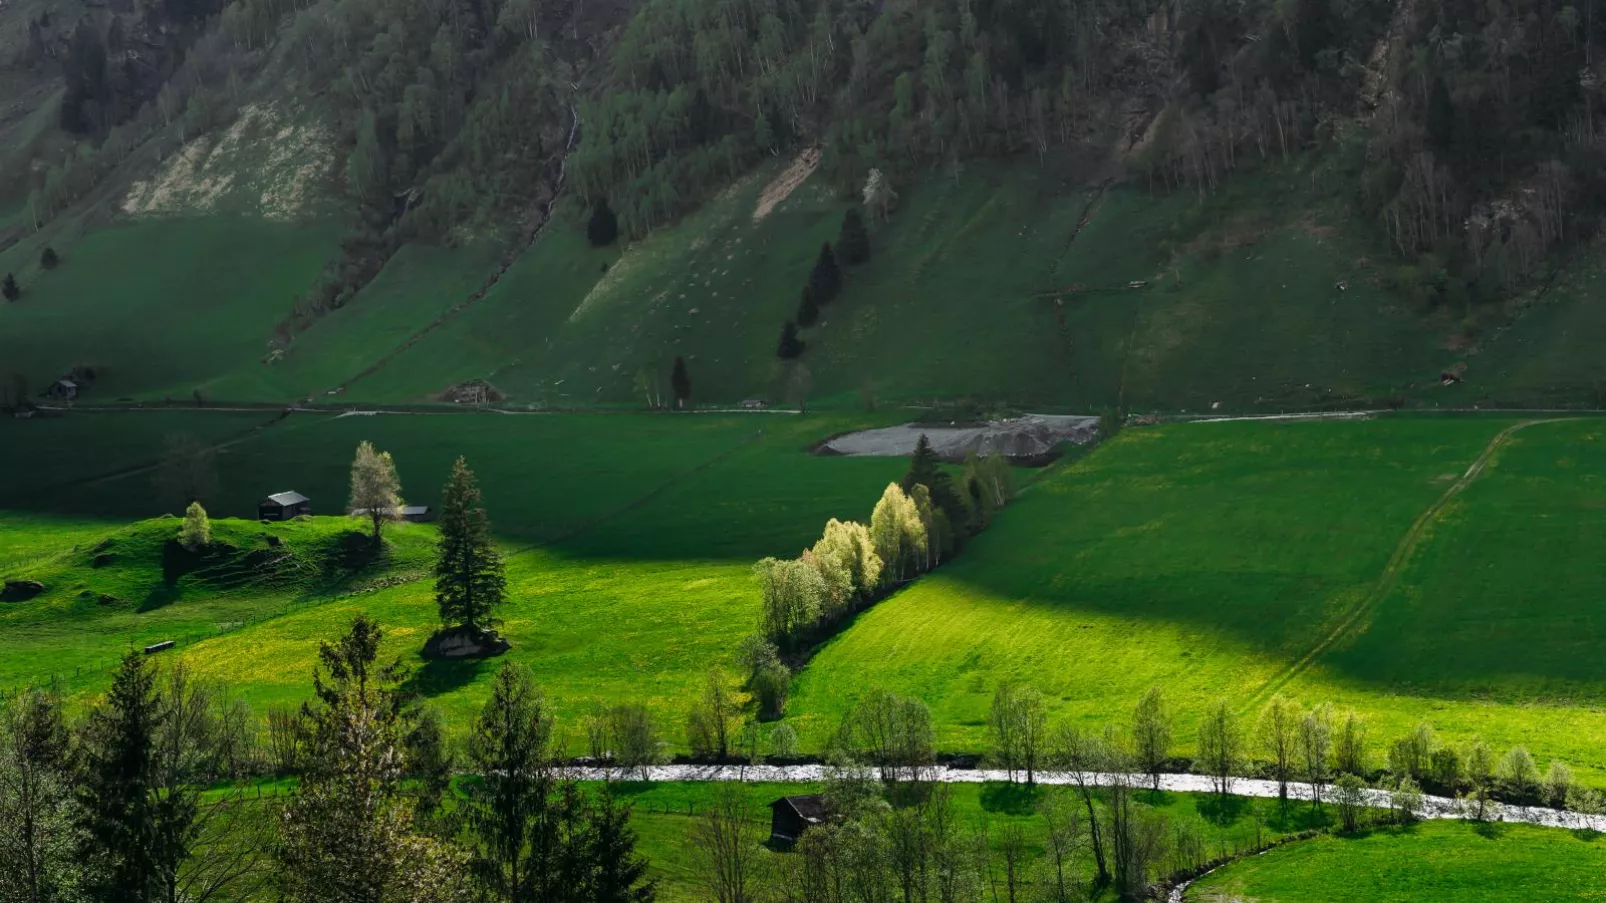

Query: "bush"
left=2, top=273, right=18, bottom=302
left=1334, top=773, right=1368, bottom=832
left=1544, top=761, right=1574, bottom=808
left=750, top=662, right=791, bottom=719
left=768, top=723, right=798, bottom=760
left=180, top=502, right=211, bottom=550
left=40, top=247, right=59, bottom=269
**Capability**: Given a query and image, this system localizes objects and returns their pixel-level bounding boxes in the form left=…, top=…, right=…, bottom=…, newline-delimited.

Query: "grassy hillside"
left=0, top=410, right=907, bottom=734
left=0, top=217, right=337, bottom=401
left=1187, top=820, right=1606, bottom=902
left=314, top=158, right=1463, bottom=412
left=788, top=415, right=1606, bottom=776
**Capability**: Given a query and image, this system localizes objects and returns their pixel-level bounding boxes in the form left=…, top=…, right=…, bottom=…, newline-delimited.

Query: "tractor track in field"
left=1243, top=418, right=1570, bottom=708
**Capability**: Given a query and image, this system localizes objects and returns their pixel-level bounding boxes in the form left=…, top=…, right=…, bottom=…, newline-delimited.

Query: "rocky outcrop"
left=1, top=580, right=45, bottom=602
left=421, top=626, right=511, bottom=659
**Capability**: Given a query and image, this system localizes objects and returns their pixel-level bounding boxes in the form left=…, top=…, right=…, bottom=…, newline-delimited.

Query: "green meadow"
left=7, top=410, right=1606, bottom=778
left=1187, top=820, right=1606, bottom=902
left=790, top=415, right=1606, bottom=777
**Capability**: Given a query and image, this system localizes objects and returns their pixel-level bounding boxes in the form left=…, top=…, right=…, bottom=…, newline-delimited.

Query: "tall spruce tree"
left=804, top=243, right=842, bottom=306
left=467, top=663, right=557, bottom=901
left=278, top=615, right=467, bottom=903
left=838, top=208, right=870, bottom=265
left=435, top=458, right=506, bottom=633
left=776, top=322, right=805, bottom=360
left=796, top=288, right=819, bottom=327
left=670, top=357, right=691, bottom=409
left=2, top=274, right=19, bottom=302
left=901, top=434, right=970, bottom=547
left=77, top=652, right=164, bottom=903
left=587, top=199, right=619, bottom=247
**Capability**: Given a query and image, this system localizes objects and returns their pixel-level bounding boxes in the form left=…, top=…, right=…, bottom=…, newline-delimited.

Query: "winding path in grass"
left=568, top=765, right=1606, bottom=832
left=1244, top=417, right=1572, bottom=708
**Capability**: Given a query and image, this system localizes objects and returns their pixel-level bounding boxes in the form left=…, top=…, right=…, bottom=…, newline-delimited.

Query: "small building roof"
left=57, top=379, right=77, bottom=389
left=264, top=491, right=309, bottom=506
left=771, top=795, right=827, bottom=824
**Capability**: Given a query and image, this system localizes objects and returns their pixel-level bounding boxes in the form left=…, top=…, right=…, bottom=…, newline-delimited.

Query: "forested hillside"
left=3, top=0, right=1606, bottom=408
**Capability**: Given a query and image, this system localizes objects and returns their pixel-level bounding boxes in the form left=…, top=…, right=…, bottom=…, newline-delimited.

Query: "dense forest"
left=8, top=0, right=1606, bottom=316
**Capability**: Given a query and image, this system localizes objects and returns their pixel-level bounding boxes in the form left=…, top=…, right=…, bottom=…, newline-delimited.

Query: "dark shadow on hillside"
left=1572, top=828, right=1602, bottom=842
left=138, top=584, right=182, bottom=613
left=404, top=656, right=490, bottom=699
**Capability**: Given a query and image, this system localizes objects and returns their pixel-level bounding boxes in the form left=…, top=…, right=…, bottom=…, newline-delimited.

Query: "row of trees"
left=777, top=207, right=873, bottom=360
left=0, top=616, right=658, bottom=902
left=979, top=684, right=1582, bottom=819
left=750, top=442, right=1015, bottom=719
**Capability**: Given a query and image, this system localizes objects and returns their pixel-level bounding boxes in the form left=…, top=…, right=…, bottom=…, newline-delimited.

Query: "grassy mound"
left=0, top=515, right=435, bottom=693
left=0, top=409, right=906, bottom=731
left=1187, top=820, right=1606, bottom=902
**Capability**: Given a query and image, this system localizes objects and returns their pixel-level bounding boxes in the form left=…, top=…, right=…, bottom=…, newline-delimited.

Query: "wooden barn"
left=259, top=491, right=311, bottom=521
left=769, top=795, right=827, bottom=846
left=351, top=505, right=433, bottom=523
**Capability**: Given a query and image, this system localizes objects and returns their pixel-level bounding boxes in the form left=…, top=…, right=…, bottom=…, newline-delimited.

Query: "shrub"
left=768, top=723, right=798, bottom=760
left=1544, top=761, right=1574, bottom=808
left=40, top=247, right=59, bottom=269
left=1334, top=773, right=1368, bottom=832
left=180, top=501, right=211, bottom=550
left=1501, top=746, right=1538, bottom=800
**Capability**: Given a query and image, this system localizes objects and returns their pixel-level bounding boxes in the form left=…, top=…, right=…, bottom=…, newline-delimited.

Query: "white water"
left=561, top=765, right=1606, bottom=833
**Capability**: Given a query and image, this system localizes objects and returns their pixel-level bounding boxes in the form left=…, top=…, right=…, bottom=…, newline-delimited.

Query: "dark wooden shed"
left=259, top=491, right=312, bottom=521
left=769, top=795, right=827, bottom=846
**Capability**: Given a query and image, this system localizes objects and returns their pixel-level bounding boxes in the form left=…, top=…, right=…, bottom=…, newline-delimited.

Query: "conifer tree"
left=796, top=288, right=819, bottom=327
left=77, top=652, right=163, bottom=902
left=435, top=458, right=506, bottom=633
left=279, top=615, right=467, bottom=902
left=588, top=198, right=619, bottom=247
left=776, top=322, right=805, bottom=360
left=838, top=208, right=870, bottom=265
left=804, top=243, right=842, bottom=306
left=2, top=274, right=19, bottom=302
left=670, top=357, right=690, bottom=409
left=40, top=247, right=59, bottom=270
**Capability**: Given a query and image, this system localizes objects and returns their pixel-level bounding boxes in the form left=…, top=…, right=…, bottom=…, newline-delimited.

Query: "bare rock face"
left=422, top=626, right=511, bottom=659
left=1, top=580, right=45, bottom=602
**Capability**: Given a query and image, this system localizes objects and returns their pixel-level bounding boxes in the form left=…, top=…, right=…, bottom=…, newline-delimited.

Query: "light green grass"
left=1187, top=820, right=1606, bottom=902
left=0, top=410, right=904, bottom=735
left=790, top=415, right=1606, bottom=779
left=0, top=217, right=336, bottom=401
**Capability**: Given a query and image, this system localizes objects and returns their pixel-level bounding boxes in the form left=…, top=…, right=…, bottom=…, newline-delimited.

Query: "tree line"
left=0, top=615, right=657, bottom=903
left=747, top=438, right=1015, bottom=718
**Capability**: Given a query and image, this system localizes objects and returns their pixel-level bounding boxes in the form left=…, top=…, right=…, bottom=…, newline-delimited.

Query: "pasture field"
left=0, top=217, right=337, bottom=401
left=336, top=158, right=1458, bottom=412
left=0, top=409, right=905, bottom=735
left=1186, top=820, right=1606, bottom=902
left=9, top=410, right=1606, bottom=779
left=789, top=415, right=1606, bottom=778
